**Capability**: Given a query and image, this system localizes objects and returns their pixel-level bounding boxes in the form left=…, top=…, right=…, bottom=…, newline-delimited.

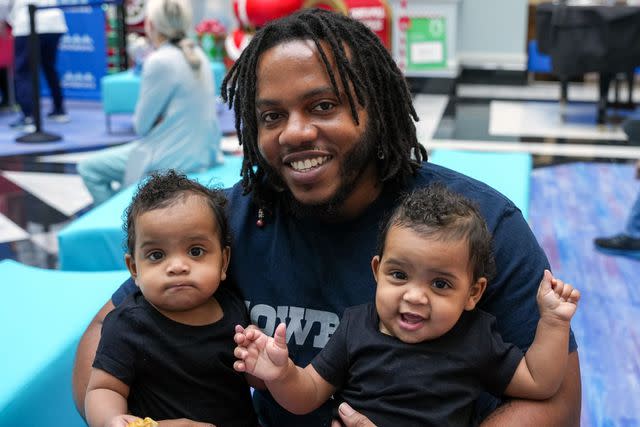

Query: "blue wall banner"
left=41, top=3, right=106, bottom=100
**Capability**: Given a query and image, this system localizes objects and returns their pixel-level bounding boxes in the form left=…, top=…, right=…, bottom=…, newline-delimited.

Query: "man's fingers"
left=337, top=403, right=377, bottom=427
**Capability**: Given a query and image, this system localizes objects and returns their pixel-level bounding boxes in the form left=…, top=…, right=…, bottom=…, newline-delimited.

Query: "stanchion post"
left=28, top=3, right=42, bottom=131
left=15, top=3, right=61, bottom=143
left=116, top=0, right=128, bottom=71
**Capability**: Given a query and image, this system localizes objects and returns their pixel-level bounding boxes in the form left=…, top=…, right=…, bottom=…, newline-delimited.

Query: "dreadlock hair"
left=377, top=183, right=496, bottom=284
left=221, top=8, right=427, bottom=214
left=123, top=169, right=230, bottom=257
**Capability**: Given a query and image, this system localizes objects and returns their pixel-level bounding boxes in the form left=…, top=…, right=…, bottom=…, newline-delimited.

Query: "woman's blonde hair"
left=146, top=0, right=201, bottom=69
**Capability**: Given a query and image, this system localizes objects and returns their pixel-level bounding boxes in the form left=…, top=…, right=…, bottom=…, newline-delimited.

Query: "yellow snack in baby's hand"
left=126, top=417, right=158, bottom=427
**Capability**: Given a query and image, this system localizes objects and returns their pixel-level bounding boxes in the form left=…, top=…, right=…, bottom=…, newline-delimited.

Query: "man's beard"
left=264, top=124, right=377, bottom=221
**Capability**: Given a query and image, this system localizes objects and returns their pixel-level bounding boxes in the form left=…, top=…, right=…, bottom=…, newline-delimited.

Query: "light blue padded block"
left=101, top=61, right=227, bottom=115
left=0, top=260, right=129, bottom=427
left=58, top=154, right=244, bottom=272
left=101, top=69, right=141, bottom=115
left=429, top=149, right=532, bottom=220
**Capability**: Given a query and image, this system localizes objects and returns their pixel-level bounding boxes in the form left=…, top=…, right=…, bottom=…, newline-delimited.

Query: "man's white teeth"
left=291, top=156, right=329, bottom=171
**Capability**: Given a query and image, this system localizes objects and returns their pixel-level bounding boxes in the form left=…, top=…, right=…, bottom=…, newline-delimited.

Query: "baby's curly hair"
left=124, top=169, right=230, bottom=257
left=377, top=183, right=496, bottom=283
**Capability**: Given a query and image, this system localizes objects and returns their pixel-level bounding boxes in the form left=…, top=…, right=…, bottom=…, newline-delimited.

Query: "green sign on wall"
left=406, top=16, right=447, bottom=70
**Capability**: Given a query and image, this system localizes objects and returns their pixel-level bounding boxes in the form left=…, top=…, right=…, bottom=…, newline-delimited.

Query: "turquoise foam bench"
left=101, top=60, right=226, bottom=133
left=429, top=149, right=532, bottom=220
left=0, top=260, right=129, bottom=426
left=58, top=151, right=530, bottom=272
left=58, top=154, right=243, bottom=271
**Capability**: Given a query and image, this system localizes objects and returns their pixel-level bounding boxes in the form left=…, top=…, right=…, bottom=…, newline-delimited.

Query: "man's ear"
left=220, top=246, right=231, bottom=281
left=125, top=254, right=140, bottom=287
left=464, top=277, right=487, bottom=311
left=371, top=255, right=381, bottom=283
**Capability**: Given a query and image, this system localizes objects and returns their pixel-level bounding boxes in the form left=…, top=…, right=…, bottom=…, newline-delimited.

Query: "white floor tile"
left=426, top=139, right=640, bottom=160
left=221, top=135, right=241, bottom=154
left=0, top=214, right=29, bottom=244
left=413, top=95, right=449, bottom=141
left=457, top=81, right=640, bottom=102
left=489, top=100, right=629, bottom=141
left=36, top=151, right=100, bottom=164
left=30, top=232, right=60, bottom=255
left=1, top=172, right=93, bottom=216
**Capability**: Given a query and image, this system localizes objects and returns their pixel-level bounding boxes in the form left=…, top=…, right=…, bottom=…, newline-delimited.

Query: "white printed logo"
left=60, top=34, right=94, bottom=53
left=247, top=303, right=340, bottom=349
left=62, top=71, right=96, bottom=89
left=58, top=0, right=90, bottom=5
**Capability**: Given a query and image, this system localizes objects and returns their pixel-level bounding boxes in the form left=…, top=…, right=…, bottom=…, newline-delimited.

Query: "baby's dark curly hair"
left=124, top=169, right=230, bottom=257
left=377, top=183, right=496, bottom=283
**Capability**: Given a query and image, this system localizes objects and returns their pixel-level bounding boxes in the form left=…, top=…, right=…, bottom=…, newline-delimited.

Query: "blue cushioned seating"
left=0, top=260, right=129, bottom=426
left=527, top=40, right=552, bottom=73
left=429, top=149, right=532, bottom=220
left=101, top=61, right=226, bottom=133
left=58, top=155, right=244, bottom=271
left=59, top=152, right=530, bottom=272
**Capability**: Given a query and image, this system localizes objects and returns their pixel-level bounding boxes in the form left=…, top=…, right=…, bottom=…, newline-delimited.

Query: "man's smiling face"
left=255, top=39, right=379, bottom=219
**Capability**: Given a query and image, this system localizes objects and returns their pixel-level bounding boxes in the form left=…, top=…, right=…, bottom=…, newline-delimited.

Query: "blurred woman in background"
left=78, top=0, right=223, bottom=205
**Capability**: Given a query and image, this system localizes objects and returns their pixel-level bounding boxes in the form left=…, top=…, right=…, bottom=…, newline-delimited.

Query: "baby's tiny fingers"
left=234, top=346, right=247, bottom=359
left=560, top=284, right=574, bottom=300
left=234, top=360, right=246, bottom=372
left=552, top=280, right=565, bottom=296
left=246, top=328, right=260, bottom=340
left=234, top=332, right=247, bottom=345
left=568, top=288, right=581, bottom=303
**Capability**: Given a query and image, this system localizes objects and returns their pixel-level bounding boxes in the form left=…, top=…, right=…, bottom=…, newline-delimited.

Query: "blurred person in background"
left=594, top=119, right=640, bottom=254
left=1, top=0, right=68, bottom=131
left=78, top=0, right=223, bottom=206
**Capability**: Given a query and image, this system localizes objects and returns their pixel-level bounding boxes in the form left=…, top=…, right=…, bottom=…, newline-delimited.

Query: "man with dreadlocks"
left=73, top=8, right=581, bottom=427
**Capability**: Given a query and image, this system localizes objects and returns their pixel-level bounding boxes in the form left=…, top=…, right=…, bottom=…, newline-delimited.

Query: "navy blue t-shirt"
left=112, top=161, right=577, bottom=427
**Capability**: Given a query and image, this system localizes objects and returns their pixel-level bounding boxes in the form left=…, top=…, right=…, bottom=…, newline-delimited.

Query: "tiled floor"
left=0, top=78, right=638, bottom=426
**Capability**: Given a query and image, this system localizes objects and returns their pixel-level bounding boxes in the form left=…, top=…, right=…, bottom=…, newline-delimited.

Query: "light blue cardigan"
left=124, top=42, right=223, bottom=185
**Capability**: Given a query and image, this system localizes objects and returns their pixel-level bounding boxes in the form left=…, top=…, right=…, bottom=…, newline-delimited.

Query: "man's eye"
left=147, top=251, right=163, bottom=261
left=261, top=112, right=280, bottom=123
left=189, top=247, right=205, bottom=257
left=313, top=102, right=334, bottom=112
left=390, top=271, right=407, bottom=280
left=432, top=279, right=450, bottom=290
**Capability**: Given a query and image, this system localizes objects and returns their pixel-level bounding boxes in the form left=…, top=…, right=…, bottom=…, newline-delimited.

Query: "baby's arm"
left=234, top=323, right=336, bottom=414
left=85, top=368, right=140, bottom=427
left=505, top=270, right=580, bottom=399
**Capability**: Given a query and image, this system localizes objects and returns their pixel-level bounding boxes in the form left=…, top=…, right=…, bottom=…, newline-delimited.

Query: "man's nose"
left=279, top=113, right=317, bottom=146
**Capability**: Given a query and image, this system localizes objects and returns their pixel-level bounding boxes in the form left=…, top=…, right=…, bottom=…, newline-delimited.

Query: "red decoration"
left=303, top=0, right=392, bottom=50
left=398, top=15, right=410, bottom=32
left=195, top=19, right=227, bottom=38
left=224, top=27, right=253, bottom=68
left=233, top=0, right=303, bottom=28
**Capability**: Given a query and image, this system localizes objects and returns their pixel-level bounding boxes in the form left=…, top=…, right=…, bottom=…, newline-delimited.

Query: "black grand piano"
left=536, top=1, right=640, bottom=124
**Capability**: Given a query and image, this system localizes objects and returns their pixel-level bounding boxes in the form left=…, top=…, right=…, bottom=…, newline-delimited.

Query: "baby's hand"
left=537, top=269, right=580, bottom=322
left=233, top=323, right=290, bottom=382
left=107, top=414, right=145, bottom=427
